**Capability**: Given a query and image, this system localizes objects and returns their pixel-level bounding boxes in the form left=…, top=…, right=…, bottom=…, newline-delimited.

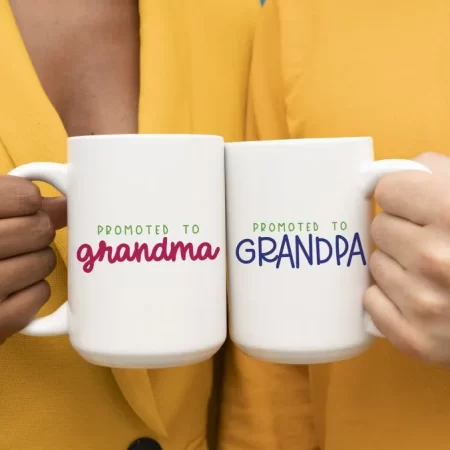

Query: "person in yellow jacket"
left=218, top=1, right=450, bottom=449
left=3, top=1, right=450, bottom=449
left=0, top=1, right=258, bottom=449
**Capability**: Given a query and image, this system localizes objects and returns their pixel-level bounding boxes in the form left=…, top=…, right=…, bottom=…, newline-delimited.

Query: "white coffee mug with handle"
left=225, top=137, right=430, bottom=364
left=9, top=134, right=227, bottom=369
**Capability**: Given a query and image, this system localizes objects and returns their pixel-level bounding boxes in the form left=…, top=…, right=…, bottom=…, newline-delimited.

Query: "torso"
left=10, top=0, right=140, bottom=136
left=1, top=3, right=152, bottom=448
left=248, top=2, right=450, bottom=449
left=0, top=1, right=256, bottom=449
left=287, top=1, right=450, bottom=449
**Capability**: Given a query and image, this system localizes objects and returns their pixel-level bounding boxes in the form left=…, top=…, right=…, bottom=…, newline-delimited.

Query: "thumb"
left=41, top=196, right=67, bottom=230
left=413, top=152, right=450, bottom=178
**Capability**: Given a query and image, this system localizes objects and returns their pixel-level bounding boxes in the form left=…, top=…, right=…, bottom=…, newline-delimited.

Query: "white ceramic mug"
left=225, top=137, right=430, bottom=364
left=9, top=134, right=227, bottom=368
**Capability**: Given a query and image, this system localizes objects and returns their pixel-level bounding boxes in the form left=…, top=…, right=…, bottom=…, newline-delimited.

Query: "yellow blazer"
left=0, top=1, right=258, bottom=449
left=218, top=1, right=450, bottom=449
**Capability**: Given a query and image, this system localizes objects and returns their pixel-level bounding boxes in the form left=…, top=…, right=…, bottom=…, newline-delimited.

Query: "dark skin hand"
left=0, top=176, right=66, bottom=343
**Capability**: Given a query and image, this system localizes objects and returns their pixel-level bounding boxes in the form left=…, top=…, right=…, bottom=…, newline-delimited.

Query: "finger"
left=371, top=212, right=422, bottom=269
left=0, top=280, right=51, bottom=343
left=374, top=170, right=450, bottom=228
left=0, top=176, right=42, bottom=219
left=372, top=213, right=450, bottom=285
left=0, top=211, right=55, bottom=260
left=369, top=249, right=450, bottom=324
left=40, top=196, right=67, bottom=230
left=413, top=225, right=450, bottom=286
left=363, top=284, right=430, bottom=360
left=369, top=250, right=410, bottom=315
left=0, top=248, right=56, bottom=300
left=414, top=152, right=450, bottom=180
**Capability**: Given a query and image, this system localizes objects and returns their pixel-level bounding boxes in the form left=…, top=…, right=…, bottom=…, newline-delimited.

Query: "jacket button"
left=128, top=437, right=162, bottom=450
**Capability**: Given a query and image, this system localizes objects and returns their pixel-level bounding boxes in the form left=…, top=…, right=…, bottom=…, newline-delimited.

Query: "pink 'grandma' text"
left=76, top=238, right=220, bottom=273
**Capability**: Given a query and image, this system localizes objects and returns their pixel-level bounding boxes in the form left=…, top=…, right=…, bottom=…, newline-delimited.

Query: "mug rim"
left=68, top=133, right=224, bottom=142
left=226, top=136, right=372, bottom=148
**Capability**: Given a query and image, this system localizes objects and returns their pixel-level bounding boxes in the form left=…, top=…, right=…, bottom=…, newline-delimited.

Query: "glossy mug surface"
left=225, top=137, right=429, bottom=364
left=9, top=134, right=227, bottom=369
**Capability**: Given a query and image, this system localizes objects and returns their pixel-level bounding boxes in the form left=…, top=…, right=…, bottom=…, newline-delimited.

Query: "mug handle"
left=8, top=162, right=69, bottom=336
left=360, top=158, right=432, bottom=338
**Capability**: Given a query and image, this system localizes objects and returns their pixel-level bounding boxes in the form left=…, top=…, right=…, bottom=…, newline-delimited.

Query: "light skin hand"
left=364, top=152, right=450, bottom=364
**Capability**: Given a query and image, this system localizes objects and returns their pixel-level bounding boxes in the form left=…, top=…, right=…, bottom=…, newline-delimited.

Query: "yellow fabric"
left=0, top=1, right=258, bottom=449
left=219, top=1, right=450, bottom=449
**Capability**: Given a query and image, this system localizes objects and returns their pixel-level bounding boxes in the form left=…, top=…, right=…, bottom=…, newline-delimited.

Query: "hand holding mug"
left=8, top=134, right=226, bottom=369
left=0, top=175, right=66, bottom=344
left=365, top=152, right=450, bottom=364
left=225, top=137, right=430, bottom=364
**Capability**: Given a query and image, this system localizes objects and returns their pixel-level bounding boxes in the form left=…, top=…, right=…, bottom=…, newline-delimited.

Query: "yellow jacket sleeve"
left=218, top=1, right=318, bottom=448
